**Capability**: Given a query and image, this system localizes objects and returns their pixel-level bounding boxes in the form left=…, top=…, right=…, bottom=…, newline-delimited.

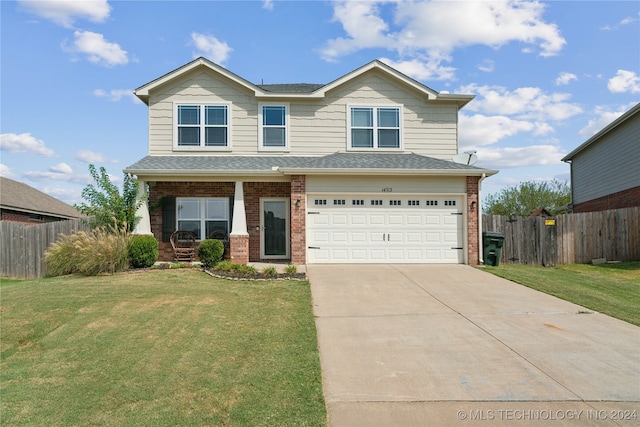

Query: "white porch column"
left=132, top=180, right=152, bottom=235
left=230, top=181, right=248, bottom=236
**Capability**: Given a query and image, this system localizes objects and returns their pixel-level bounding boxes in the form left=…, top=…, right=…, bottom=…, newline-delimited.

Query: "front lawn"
left=482, top=262, right=640, bottom=326
left=0, top=270, right=326, bottom=426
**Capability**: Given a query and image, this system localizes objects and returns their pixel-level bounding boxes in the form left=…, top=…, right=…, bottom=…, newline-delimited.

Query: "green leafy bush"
left=262, top=266, right=278, bottom=277
left=45, top=226, right=130, bottom=276
left=284, top=264, right=297, bottom=275
left=197, top=239, right=224, bottom=267
left=128, top=235, right=159, bottom=268
left=214, top=260, right=235, bottom=272
left=236, top=264, right=258, bottom=275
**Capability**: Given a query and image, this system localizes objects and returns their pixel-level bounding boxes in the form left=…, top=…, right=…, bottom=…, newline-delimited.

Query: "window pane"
left=177, top=199, right=200, bottom=219
left=205, top=106, right=227, bottom=125
left=378, top=129, right=400, bottom=148
left=206, top=221, right=229, bottom=237
left=178, top=105, right=200, bottom=125
left=263, top=128, right=285, bottom=147
left=352, top=129, right=373, bottom=148
left=178, top=127, right=200, bottom=146
left=351, top=108, right=373, bottom=127
left=206, top=199, right=228, bottom=219
left=205, top=127, right=227, bottom=146
left=177, top=220, right=200, bottom=238
left=263, top=106, right=285, bottom=126
left=378, top=108, right=399, bottom=127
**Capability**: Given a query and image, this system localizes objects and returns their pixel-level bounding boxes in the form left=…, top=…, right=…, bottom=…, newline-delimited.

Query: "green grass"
left=482, top=261, right=640, bottom=326
left=0, top=271, right=326, bottom=426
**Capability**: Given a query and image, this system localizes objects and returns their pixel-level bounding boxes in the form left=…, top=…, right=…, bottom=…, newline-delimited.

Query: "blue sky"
left=1, top=0, right=639, bottom=206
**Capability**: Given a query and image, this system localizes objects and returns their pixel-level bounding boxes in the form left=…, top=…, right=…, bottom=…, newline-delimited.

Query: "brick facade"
left=150, top=181, right=294, bottom=263
left=290, top=175, right=306, bottom=264
left=466, top=176, right=480, bottom=265
left=572, top=186, right=640, bottom=213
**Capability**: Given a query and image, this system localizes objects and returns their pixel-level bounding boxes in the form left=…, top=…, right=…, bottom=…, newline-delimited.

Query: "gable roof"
left=562, top=103, right=640, bottom=161
left=134, top=57, right=474, bottom=108
left=0, top=177, right=81, bottom=219
left=124, top=152, right=497, bottom=177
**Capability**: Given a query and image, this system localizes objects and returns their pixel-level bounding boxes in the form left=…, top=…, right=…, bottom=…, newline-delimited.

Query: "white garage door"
left=307, top=195, right=465, bottom=264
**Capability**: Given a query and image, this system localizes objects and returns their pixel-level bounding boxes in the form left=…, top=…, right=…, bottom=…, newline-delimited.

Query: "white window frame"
left=173, top=102, right=232, bottom=151
left=176, top=197, right=230, bottom=241
left=347, top=105, right=403, bottom=151
left=258, top=103, right=289, bottom=151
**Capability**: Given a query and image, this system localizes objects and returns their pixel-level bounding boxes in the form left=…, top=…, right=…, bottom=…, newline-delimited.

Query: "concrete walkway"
left=307, top=264, right=640, bottom=427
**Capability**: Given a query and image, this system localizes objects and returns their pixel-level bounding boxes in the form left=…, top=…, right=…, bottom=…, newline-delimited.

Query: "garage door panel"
left=307, top=195, right=464, bottom=264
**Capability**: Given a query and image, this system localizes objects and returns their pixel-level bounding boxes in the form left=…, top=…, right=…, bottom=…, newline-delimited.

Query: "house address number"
left=382, top=188, right=393, bottom=192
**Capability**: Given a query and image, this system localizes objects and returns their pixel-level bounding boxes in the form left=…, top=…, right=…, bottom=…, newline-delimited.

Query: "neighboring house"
left=124, top=58, right=498, bottom=265
left=0, top=177, right=81, bottom=224
left=562, top=103, right=640, bottom=213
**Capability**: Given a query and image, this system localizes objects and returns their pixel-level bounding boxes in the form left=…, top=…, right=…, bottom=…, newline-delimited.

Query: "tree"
left=484, top=180, right=570, bottom=217
left=75, top=164, right=141, bottom=231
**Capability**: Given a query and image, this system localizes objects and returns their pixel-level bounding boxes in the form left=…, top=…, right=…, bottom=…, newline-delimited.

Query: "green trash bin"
left=482, top=231, right=505, bottom=266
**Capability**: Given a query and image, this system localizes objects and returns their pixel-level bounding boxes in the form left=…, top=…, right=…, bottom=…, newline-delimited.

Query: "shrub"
left=198, top=238, right=224, bottom=267
left=236, top=264, right=258, bottom=275
left=284, top=264, right=297, bottom=275
left=214, top=260, right=235, bottom=272
left=45, top=226, right=130, bottom=276
left=262, top=266, right=278, bottom=277
left=128, top=235, right=158, bottom=268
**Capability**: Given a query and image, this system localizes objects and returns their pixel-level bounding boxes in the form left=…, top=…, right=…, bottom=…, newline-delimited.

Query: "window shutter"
left=162, top=196, right=176, bottom=242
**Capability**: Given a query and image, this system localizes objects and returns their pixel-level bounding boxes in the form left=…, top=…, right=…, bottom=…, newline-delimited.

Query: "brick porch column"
left=467, top=176, right=480, bottom=265
left=230, top=181, right=249, bottom=264
left=290, top=175, right=306, bottom=264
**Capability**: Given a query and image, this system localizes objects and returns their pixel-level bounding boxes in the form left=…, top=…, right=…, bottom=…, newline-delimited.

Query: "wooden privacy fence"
left=0, top=219, right=91, bottom=279
left=483, top=207, right=640, bottom=266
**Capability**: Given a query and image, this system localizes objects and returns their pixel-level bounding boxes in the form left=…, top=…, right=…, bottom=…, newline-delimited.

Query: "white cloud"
left=65, top=30, right=128, bottom=67
left=50, top=162, right=73, bottom=174
left=18, top=0, right=110, bottom=28
left=608, top=70, right=640, bottom=94
left=601, top=14, right=639, bottom=30
left=474, top=145, right=566, bottom=169
left=93, top=88, right=138, bottom=102
left=76, top=149, right=118, bottom=163
left=459, top=113, right=541, bottom=147
left=263, top=0, right=274, bottom=11
left=379, top=56, right=456, bottom=81
left=458, top=83, right=583, bottom=121
left=578, top=105, right=633, bottom=138
left=0, top=164, right=16, bottom=179
left=0, top=133, right=56, bottom=157
left=555, top=72, right=577, bottom=86
left=478, top=59, right=495, bottom=73
left=191, top=32, right=232, bottom=64
left=321, top=0, right=565, bottom=67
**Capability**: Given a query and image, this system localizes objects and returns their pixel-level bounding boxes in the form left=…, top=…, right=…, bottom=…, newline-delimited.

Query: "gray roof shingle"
left=124, top=152, right=491, bottom=175
left=0, top=177, right=81, bottom=219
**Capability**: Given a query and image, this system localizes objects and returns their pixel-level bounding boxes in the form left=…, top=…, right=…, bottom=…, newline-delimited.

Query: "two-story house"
left=124, top=58, right=497, bottom=265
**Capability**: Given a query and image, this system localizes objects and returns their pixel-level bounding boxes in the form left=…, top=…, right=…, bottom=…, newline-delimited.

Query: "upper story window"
left=259, top=104, right=289, bottom=150
left=175, top=104, right=229, bottom=149
left=348, top=106, right=401, bottom=150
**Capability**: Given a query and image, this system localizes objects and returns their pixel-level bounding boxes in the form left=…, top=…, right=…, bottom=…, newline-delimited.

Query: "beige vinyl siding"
left=148, top=69, right=259, bottom=155
left=147, top=68, right=459, bottom=158
left=571, top=116, right=640, bottom=204
left=307, top=175, right=466, bottom=194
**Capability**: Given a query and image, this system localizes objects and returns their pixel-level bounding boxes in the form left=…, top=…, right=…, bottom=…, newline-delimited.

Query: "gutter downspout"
left=478, top=173, right=487, bottom=264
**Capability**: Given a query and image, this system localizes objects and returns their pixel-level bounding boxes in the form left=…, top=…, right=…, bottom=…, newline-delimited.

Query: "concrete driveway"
left=307, top=264, right=640, bottom=427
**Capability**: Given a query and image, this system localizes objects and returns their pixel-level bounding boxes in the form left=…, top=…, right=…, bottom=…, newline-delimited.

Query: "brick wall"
left=243, top=182, right=291, bottom=262
left=290, top=175, right=306, bottom=264
left=150, top=181, right=293, bottom=263
left=149, top=181, right=235, bottom=261
left=573, top=186, right=640, bottom=213
left=466, top=176, right=480, bottom=265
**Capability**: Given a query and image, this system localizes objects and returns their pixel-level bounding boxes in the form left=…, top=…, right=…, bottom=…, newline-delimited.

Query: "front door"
left=260, top=198, right=290, bottom=259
